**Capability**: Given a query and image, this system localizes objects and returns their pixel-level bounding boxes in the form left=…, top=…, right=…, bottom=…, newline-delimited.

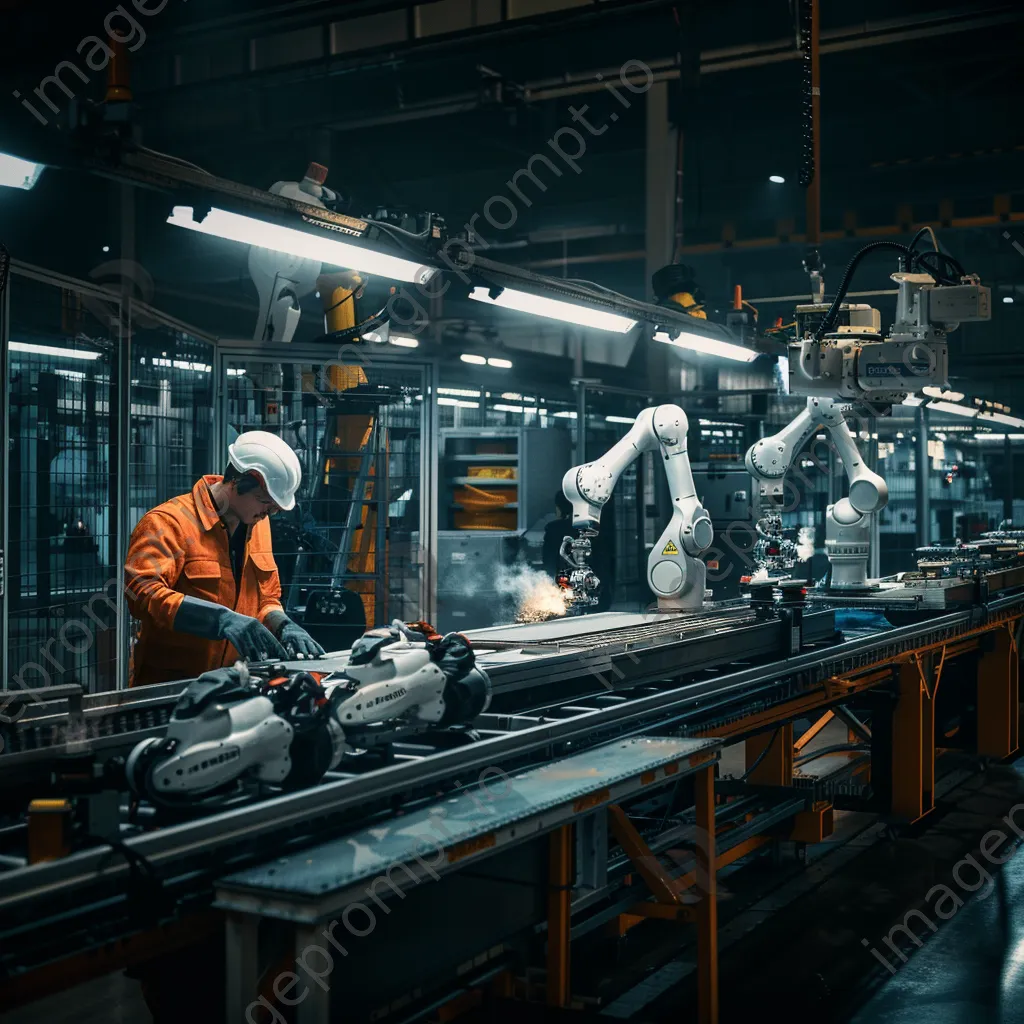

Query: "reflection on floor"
left=852, top=798, right=1024, bottom=1024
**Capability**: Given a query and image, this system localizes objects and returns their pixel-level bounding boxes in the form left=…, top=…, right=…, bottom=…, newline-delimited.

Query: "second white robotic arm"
left=745, top=397, right=888, bottom=586
left=561, top=405, right=713, bottom=610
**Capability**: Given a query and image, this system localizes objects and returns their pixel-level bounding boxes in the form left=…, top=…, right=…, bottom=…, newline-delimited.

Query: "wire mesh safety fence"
left=5, top=267, right=215, bottom=692
left=223, top=354, right=429, bottom=639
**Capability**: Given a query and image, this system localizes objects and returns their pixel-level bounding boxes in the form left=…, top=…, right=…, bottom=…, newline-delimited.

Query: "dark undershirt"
left=228, top=521, right=248, bottom=590
left=207, top=482, right=248, bottom=590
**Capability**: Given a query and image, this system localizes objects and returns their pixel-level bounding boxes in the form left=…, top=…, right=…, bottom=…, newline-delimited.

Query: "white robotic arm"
left=561, top=405, right=713, bottom=610
left=745, top=397, right=888, bottom=587
left=249, top=163, right=338, bottom=345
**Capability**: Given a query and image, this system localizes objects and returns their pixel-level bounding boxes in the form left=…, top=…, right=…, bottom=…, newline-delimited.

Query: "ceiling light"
left=978, top=411, right=1024, bottom=429
left=167, top=206, right=436, bottom=285
left=1004, top=296, right=1015, bottom=305
left=437, top=397, right=478, bottom=408
left=0, top=151, right=43, bottom=190
left=501, top=392, right=536, bottom=402
left=769, top=174, right=785, bottom=184
left=460, top=353, right=487, bottom=365
left=389, top=336, right=420, bottom=348
left=654, top=329, right=757, bottom=363
left=553, top=410, right=578, bottom=418
left=487, top=357, right=512, bottom=369
left=469, top=286, right=637, bottom=333
left=9, top=341, right=102, bottom=361
left=605, top=415, right=636, bottom=424
left=492, top=403, right=527, bottom=414
left=927, top=400, right=978, bottom=419
left=438, top=387, right=480, bottom=397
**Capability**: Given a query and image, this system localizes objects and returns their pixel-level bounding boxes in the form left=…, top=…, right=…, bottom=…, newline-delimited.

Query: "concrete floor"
left=851, top=814, right=1024, bottom=1024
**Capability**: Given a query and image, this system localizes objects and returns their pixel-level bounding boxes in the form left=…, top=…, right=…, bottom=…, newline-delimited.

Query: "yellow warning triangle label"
left=662, top=540, right=679, bottom=555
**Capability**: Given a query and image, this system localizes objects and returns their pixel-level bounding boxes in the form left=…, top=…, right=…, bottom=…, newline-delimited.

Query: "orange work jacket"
left=124, top=475, right=284, bottom=687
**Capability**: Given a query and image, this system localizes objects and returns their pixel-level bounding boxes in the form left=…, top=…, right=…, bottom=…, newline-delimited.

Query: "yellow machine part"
left=668, top=290, right=707, bottom=319
left=316, top=270, right=385, bottom=626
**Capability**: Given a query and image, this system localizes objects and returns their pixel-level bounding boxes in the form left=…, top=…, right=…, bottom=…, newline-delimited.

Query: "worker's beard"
left=493, top=565, right=571, bottom=623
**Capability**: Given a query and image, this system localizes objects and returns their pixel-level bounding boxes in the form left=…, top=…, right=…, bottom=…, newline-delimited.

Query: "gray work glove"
left=174, top=596, right=288, bottom=662
left=265, top=611, right=326, bottom=659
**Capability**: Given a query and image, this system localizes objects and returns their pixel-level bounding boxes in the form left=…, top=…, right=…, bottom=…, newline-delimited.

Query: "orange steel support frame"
left=694, top=765, right=719, bottom=1024
left=745, top=724, right=794, bottom=786
left=546, top=824, right=574, bottom=1008
left=977, top=623, right=1021, bottom=760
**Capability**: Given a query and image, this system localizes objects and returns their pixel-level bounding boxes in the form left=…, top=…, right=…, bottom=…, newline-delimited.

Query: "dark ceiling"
left=1, top=0, right=1022, bottom=401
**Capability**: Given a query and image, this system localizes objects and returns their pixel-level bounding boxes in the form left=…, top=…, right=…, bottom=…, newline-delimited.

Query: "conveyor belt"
left=1, top=595, right=1022, bottom=980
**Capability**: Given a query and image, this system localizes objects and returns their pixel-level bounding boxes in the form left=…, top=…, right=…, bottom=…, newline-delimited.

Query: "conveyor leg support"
left=744, top=723, right=793, bottom=786
left=547, top=824, right=573, bottom=1008
left=225, top=913, right=260, bottom=1024
left=892, top=656, right=935, bottom=824
left=296, top=925, right=331, bottom=1024
left=695, top=765, right=719, bottom=1024
left=977, top=624, right=1020, bottom=760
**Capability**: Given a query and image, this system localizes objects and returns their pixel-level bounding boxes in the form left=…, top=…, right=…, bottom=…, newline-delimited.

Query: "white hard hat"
left=227, top=430, right=302, bottom=510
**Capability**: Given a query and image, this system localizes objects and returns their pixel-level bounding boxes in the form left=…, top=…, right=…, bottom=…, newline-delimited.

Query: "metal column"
left=1004, top=434, right=1015, bottom=524
left=114, top=185, right=135, bottom=689
left=1, top=268, right=8, bottom=689
left=915, top=405, right=930, bottom=547
left=546, top=824, right=573, bottom=1008
left=866, top=419, right=880, bottom=578
left=645, top=80, right=676, bottom=523
left=694, top=764, right=719, bottom=1024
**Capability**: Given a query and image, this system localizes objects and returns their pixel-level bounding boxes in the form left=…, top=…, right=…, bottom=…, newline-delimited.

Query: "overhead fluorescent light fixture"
left=979, top=411, right=1024, bottom=430
left=769, top=174, right=785, bottom=184
left=438, top=397, right=478, bottom=408
left=438, top=387, right=480, bottom=397
left=1004, top=296, right=1015, bottom=305
left=927, top=400, right=978, bottom=419
left=487, top=357, right=512, bottom=369
left=493, top=403, right=528, bottom=414
left=605, top=415, right=636, bottom=424
left=553, top=410, right=578, bottom=419
left=0, top=152, right=43, bottom=190
left=9, top=341, right=102, bottom=361
left=469, top=286, right=637, bottom=334
left=654, top=329, right=757, bottom=363
left=975, top=433, right=1024, bottom=441
left=460, top=353, right=487, bottom=365
left=389, top=336, right=420, bottom=348
left=167, top=206, right=436, bottom=285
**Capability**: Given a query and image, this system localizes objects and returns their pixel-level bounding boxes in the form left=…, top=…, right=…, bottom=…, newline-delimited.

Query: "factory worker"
left=124, top=430, right=324, bottom=687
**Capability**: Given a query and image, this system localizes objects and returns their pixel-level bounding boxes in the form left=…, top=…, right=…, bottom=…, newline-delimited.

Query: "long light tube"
left=0, top=152, right=43, bottom=190
left=469, top=286, right=637, bottom=333
left=653, top=329, right=757, bottom=363
left=167, top=206, right=436, bottom=285
left=9, top=341, right=102, bottom=361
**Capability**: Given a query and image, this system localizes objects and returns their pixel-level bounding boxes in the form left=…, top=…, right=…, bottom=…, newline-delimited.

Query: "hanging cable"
left=797, top=0, right=815, bottom=189
left=814, top=240, right=913, bottom=340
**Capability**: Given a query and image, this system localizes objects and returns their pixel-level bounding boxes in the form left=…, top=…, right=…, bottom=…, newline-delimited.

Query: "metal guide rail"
left=1, top=595, right=1021, bottom=977
left=0, top=605, right=804, bottom=769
